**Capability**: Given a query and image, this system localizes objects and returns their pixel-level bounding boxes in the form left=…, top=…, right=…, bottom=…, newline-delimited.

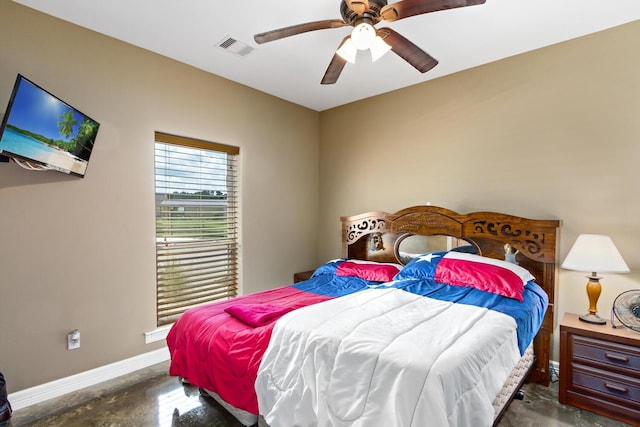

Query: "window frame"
left=154, top=131, right=239, bottom=326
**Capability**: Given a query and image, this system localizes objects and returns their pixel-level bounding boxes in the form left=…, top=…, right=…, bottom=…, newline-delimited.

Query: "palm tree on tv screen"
left=74, top=119, right=97, bottom=160
left=57, top=110, right=77, bottom=139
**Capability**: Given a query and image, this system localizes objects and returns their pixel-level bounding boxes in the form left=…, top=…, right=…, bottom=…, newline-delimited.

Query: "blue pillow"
left=450, top=244, right=478, bottom=254
left=311, top=259, right=346, bottom=278
left=393, top=251, right=448, bottom=280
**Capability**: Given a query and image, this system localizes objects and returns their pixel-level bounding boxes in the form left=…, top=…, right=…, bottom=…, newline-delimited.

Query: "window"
left=154, top=132, right=239, bottom=326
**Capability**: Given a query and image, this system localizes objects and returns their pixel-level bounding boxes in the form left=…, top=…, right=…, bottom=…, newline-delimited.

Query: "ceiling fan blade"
left=381, top=0, right=485, bottom=22
left=345, top=0, right=370, bottom=15
left=321, top=37, right=350, bottom=85
left=254, top=20, right=349, bottom=44
left=378, top=27, right=438, bottom=73
left=321, top=54, right=348, bottom=85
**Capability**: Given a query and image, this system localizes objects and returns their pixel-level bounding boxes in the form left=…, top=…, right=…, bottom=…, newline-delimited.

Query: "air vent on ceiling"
left=217, top=36, right=254, bottom=57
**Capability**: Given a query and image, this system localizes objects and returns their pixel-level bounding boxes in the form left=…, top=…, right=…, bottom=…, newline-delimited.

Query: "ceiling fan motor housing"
left=340, top=0, right=388, bottom=24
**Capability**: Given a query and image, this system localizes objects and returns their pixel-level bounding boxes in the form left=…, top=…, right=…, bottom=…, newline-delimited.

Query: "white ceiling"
left=13, top=0, right=640, bottom=111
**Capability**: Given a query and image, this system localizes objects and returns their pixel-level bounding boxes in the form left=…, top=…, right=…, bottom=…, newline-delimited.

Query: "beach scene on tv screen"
left=0, top=77, right=99, bottom=176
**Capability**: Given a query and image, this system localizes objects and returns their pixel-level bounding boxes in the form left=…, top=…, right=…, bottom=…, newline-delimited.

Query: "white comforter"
left=255, top=287, right=521, bottom=427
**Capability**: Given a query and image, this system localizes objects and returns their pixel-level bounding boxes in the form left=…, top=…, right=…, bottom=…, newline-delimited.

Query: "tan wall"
left=1, top=1, right=638, bottom=394
left=319, top=21, right=640, bottom=361
left=0, top=2, right=320, bottom=392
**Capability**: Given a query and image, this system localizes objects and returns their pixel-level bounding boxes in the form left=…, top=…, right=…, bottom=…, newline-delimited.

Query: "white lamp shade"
left=370, top=36, right=391, bottom=62
left=561, top=234, right=630, bottom=274
left=336, top=38, right=357, bottom=63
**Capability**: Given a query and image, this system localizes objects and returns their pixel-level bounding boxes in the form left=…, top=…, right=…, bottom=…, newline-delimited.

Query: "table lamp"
left=561, top=234, right=630, bottom=324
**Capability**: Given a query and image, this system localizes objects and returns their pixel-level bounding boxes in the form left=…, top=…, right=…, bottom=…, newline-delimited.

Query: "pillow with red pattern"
left=395, top=251, right=535, bottom=301
left=336, top=260, right=403, bottom=282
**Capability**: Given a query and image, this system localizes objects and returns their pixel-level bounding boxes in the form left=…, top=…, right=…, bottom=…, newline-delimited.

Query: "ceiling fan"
left=254, top=0, right=486, bottom=85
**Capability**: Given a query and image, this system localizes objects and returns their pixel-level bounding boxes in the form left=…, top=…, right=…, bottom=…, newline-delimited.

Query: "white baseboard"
left=8, top=347, right=170, bottom=411
left=144, top=324, right=172, bottom=344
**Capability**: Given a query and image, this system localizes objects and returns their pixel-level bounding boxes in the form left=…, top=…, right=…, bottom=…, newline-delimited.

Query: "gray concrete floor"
left=8, top=361, right=633, bottom=427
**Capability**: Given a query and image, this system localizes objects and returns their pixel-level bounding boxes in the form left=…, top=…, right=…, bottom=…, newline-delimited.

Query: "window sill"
left=144, top=324, right=173, bottom=344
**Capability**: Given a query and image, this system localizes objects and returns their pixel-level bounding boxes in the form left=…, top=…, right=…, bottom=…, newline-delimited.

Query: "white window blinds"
left=154, top=132, right=239, bottom=326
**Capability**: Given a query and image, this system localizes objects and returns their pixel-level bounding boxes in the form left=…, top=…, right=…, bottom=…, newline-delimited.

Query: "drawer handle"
left=605, top=352, right=629, bottom=363
left=604, top=382, right=629, bottom=394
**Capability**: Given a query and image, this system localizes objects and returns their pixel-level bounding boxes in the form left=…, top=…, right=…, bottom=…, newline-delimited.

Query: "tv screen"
left=0, top=74, right=100, bottom=177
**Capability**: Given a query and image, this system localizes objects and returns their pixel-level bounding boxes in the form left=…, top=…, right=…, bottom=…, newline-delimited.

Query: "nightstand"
left=293, top=270, right=314, bottom=283
left=559, top=312, right=640, bottom=425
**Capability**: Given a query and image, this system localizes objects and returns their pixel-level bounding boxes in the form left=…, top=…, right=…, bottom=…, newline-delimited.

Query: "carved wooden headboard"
left=341, top=205, right=560, bottom=385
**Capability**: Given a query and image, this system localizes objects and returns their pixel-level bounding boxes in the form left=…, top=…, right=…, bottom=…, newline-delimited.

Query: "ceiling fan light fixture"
left=336, top=37, right=357, bottom=63
left=351, top=22, right=376, bottom=50
left=256, top=0, right=487, bottom=85
left=370, top=35, right=391, bottom=62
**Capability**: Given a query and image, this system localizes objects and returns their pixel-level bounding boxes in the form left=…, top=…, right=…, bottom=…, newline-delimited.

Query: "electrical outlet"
left=67, top=329, right=80, bottom=350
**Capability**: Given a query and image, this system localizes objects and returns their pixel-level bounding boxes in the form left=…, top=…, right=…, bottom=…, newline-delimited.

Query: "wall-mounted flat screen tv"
left=0, top=74, right=100, bottom=177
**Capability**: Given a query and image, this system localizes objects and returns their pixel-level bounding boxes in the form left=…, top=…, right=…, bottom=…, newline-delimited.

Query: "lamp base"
left=579, top=313, right=607, bottom=325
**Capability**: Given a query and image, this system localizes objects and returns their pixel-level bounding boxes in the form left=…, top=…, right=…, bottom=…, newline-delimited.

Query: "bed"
left=166, top=205, right=560, bottom=426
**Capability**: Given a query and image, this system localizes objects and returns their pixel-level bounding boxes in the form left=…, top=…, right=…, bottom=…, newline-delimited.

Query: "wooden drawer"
left=573, top=364, right=640, bottom=405
left=559, top=313, right=640, bottom=425
left=572, top=335, right=640, bottom=374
